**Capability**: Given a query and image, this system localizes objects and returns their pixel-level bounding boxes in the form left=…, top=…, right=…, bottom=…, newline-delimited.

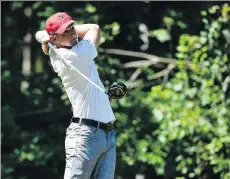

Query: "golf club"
left=35, top=31, right=127, bottom=99
left=48, top=42, right=108, bottom=93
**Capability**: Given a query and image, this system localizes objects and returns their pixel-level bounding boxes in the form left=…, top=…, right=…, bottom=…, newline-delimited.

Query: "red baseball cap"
left=45, top=12, right=75, bottom=34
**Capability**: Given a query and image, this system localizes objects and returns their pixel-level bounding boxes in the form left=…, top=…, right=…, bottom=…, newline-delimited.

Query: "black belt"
left=71, top=117, right=113, bottom=132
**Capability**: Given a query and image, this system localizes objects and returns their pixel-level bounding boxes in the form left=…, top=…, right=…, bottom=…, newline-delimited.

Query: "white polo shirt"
left=49, top=39, right=116, bottom=123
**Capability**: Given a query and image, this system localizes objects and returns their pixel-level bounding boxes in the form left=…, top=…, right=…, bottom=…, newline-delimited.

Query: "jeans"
left=64, top=120, right=116, bottom=179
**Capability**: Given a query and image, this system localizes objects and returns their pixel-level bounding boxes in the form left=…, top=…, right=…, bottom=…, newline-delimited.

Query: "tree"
left=115, top=3, right=230, bottom=179
left=1, top=2, right=229, bottom=179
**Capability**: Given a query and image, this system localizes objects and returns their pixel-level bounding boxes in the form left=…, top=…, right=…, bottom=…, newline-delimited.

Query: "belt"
left=71, top=117, right=113, bottom=132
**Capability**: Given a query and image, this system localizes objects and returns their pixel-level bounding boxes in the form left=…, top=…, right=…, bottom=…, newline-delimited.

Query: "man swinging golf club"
left=35, top=12, right=127, bottom=179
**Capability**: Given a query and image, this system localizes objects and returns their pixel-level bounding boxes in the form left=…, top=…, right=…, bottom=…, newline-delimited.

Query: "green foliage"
left=85, top=3, right=97, bottom=13
left=118, top=3, right=230, bottom=178
left=149, top=28, right=171, bottom=43
left=2, top=2, right=229, bottom=179
left=149, top=8, right=188, bottom=45
left=100, top=22, right=120, bottom=44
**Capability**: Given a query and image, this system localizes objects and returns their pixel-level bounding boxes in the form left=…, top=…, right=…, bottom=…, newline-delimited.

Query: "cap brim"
left=55, top=20, right=75, bottom=34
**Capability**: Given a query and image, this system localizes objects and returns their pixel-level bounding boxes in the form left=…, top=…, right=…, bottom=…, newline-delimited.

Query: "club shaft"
left=47, top=43, right=107, bottom=94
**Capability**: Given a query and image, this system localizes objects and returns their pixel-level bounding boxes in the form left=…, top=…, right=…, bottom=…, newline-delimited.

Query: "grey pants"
left=64, top=121, right=116, bottom=179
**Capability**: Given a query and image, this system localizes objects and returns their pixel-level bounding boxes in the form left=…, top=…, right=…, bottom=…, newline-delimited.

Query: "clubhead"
left=108, top=82, right=127, bottom=99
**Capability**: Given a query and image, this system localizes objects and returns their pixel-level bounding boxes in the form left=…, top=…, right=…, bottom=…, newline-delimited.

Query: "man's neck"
left=56, top=40, right=78, bottom=49
left=59, top=45, right=73, bottom=49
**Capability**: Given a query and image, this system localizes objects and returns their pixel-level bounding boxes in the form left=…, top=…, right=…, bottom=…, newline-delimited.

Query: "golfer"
left=37, top=12, right=117, bottom=179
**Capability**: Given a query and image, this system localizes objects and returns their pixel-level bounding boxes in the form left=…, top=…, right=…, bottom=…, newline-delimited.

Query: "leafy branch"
left=99, top=48, right=190, bottom=88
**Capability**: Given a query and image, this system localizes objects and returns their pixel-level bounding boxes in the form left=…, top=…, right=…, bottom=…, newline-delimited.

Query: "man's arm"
left=74, top=24, right=100, bottom=46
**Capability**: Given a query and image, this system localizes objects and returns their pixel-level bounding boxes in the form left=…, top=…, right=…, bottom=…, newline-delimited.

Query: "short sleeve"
left=76, top=39, right=98, bottom=63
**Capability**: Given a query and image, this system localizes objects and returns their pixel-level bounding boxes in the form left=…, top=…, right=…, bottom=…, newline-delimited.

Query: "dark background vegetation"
left=2, top=1, right=230, bottom=179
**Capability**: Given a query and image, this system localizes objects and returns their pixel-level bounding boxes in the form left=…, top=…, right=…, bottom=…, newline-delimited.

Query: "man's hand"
left=35, top=30, right=50, bottom=55
left=35, top=30, right=50, bottom=44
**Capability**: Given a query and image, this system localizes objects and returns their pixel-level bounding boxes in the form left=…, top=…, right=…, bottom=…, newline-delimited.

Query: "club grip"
left=47, top=42, right=55, bottom=50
